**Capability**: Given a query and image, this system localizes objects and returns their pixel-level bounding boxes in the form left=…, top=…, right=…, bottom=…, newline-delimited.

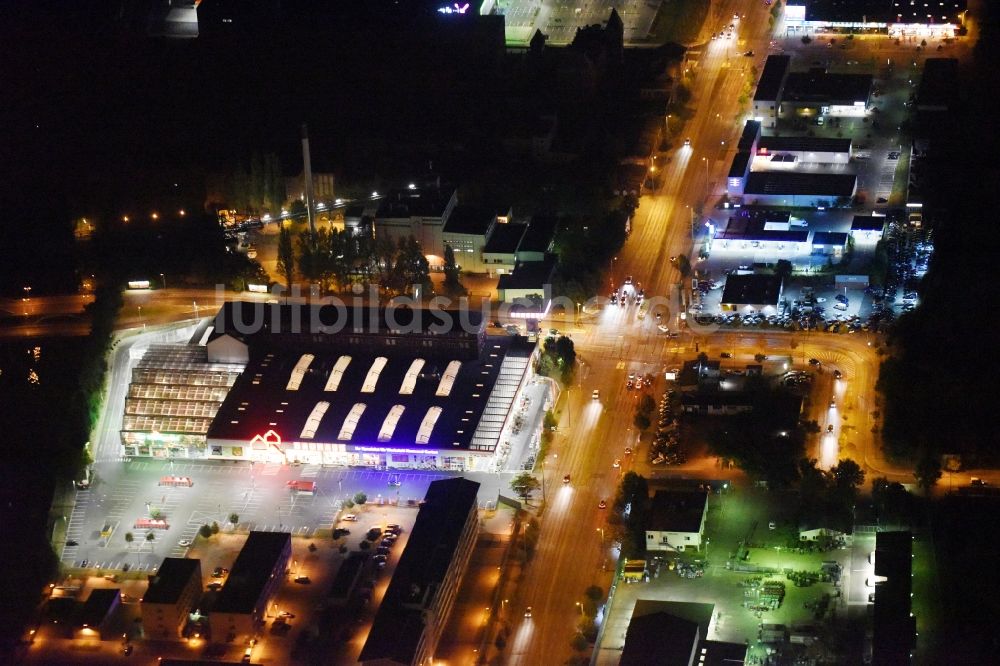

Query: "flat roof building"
left=753, top=55, right=791, bottom=128
left=743, top=172, right=857, bottom=207
left=76, top=588, right=121, bottom=641
left=210, top=531, right=291, bottom=643
left=720, top=273, right=785, bottom=313
left=622, top=612, right=700, bottom=665
left=482, top=222, right=528, bottom=274
left=916, top=58, right=959, bottom=113
left=645, top=489, right=709, bottom=552
left=756, top=136, right=852, bottom=165
left=142, top=558, right=203, bottom=640
left=496, top=255, right=558, bottom=315
left=784, top=1, right=967, bottom=37
left=872, top=531, right=916, bottom=665
left=359, top=478, right=480, bottom=665
left=850, top=215, right=886, bottom=243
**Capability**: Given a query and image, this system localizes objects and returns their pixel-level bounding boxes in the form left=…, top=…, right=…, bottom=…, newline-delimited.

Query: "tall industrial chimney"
left=301, top=123, right=316, bottom=234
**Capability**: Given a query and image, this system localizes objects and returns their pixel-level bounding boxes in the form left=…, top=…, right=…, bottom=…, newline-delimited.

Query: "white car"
left=179, top=540, right=192, bottom=547
left=341, top=514, right=359, bottom=522
left=613, top=459, right=621, bottom=469
left=592, top=389, right=600, bottom=400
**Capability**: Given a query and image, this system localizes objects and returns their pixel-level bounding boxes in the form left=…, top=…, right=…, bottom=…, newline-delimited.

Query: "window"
left=287, top=354, right=315, bottom=391
left=361, top=357, right=388, bottom=393
left=338, top=403, right=366, bottom=441
left=399, top=359, right=425, bottom=394
left=378, top=405, right=405, bottom=442
left=416, top=406, right=443, bottom=444
left=436, top=361, right=461, bottom=396
left=300, top=401, right=330, bottom=439
left=324, top=355, right=352, bottom=392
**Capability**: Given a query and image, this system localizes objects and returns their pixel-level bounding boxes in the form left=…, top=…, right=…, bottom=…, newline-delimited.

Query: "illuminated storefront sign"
left=353, top=445, right=441, bottom=456
left=438, top=3, right=469, bottom=14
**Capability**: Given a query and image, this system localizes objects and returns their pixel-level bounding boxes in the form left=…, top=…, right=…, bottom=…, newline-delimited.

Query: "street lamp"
left=193, top=301, right=199, bottom=318
left=22, top=285, right=31, bottom=300
left=575, top=601, right=585, bottom=616
left=160, top=273, right=167, bottom=290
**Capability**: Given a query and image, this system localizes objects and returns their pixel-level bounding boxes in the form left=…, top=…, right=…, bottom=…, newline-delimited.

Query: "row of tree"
left=226, top=152, right=286, bottom=217
left=276, top=225, right=467, bottom=298
left=535, top=335, right=577, bottom=384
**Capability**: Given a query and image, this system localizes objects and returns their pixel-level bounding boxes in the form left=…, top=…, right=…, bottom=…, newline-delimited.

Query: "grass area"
left=648, top=0, right=711, bottom=46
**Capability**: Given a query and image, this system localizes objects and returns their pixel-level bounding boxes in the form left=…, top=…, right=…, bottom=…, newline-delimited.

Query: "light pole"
left=576, top=302, right=581, bottom=326
left=22, top=285, right=31, bottom=300
left=193, top=301, right=199, bottom=318
left=575, top=601, right=585, bottom=616
left=160, top=273, right=166, bottom=290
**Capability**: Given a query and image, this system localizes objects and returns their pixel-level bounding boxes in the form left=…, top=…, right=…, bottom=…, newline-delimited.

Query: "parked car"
left=341, top=514, right=358, bottom=522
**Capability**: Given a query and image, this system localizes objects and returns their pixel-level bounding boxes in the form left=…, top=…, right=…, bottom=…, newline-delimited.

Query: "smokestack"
left=301, top=123, right=316, bottom=234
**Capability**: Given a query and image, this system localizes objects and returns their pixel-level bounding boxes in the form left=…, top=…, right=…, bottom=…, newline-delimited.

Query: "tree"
left=443, top=244, right=466, bottom=297
left=510, top=473, right=541, bottom=502
left=584, top=585, right=604, bottom=602
left=342, top=499, right=355, bottom=510
left=914, top=451, right=942, bottom=494
left=633, top=412, right=651, bottom=431
left=277, top=225, right=295, bottom=288
left=638, top=394, right=656, bottom=415
left=570, top=634, right=589, bottom=651
left=199, top=524, right=213, bottom=538
left=830, top=459, right=865, bottom=497
left=124, top=532, right=134, bottom=548
left=676, top=254, right=692, bottom=279
left=353, top=491, right=368, bottom=505
left=145, top=531, right=155, bottom=553
left=801, top=35, right=812, bottom=44
left=211, top=521, right=220, bottom=534
left=774, top=259, right=793, bottom=283
left=228, top=513, right=239, bottom=525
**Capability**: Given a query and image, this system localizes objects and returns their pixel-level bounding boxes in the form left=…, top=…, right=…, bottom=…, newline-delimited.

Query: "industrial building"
left=781, top=69, right=873, bottom=118
left=142, top=558, right=204, bottom=640
left=644, top=489, right=709, bottom=552
left=209, top=531, right=292, bottom=643
left=359, top=477, right=480, bottom=665
left=75, top=588, right=122, bottom=641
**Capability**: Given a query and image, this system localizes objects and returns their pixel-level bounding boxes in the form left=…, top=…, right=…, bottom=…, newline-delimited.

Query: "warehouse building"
left=780, top=69, right=873, bottom=119
left=645, top=489, right=709, bottom=552
left=713, top=209, right=810, bottom=255
left=359, top=478, right=480, bottom=665
left=210, top=531, right=291, bottom=643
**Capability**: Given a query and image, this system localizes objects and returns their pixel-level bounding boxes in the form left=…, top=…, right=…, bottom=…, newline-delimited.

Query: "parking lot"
left=60, top=459, right=509, bottom=573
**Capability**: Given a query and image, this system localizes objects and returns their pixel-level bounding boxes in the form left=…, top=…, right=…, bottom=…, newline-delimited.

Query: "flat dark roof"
left=728, top=151, right=752, bottom=178
left=738, top=120, right=761, bottom=151
left=210, top=302, right=484, bottom=347
left=621, top=612, right=699, bottom=666
left=359, top=478, right=480, bottom=663
left=812, top=231, right=848, bottom=246
left=79, top=588, right=120, bottom=627
left=851, top=215, right=886, bottom=231
left=208, top=336, right=533, bottom=453
left=214, top=531, right=290, bottom=615
left=519, top=215, right=558, bottom=253
left=917, top=58, right=958, bottom=110
left=484, top=222, right=527, bottom=254
left=648, top=489, right=708, bottom=533
left=143, top=558, right=201, bottom=605
left=701, top=639, right=749, bottom=665
left=443, top=205, right=495, bottom=236
left=757, top=136, right=852, bottom=153
left=872, top=531, right=916, bottom=665
left=328, top=552, right=368, bottom=599
left=783, top=70, right=873, bottom=105
left=375, top=186, right=455, bottom=219
left=744, top=171, right=857, bottom=197
left=497, top=255, right=557, bottom=291
left=721, top=273, right=784, bottom=306
left=754, top=55, right=791, bottom=102
left=717, top=209, right=807, bottom=243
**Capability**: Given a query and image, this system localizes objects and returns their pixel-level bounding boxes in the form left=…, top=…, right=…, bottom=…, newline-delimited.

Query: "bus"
left=159, top=476, right=194, bottom=487
left=287, top=480, right=316, bottom=495
left=134, top=518, right=169, bottom=529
